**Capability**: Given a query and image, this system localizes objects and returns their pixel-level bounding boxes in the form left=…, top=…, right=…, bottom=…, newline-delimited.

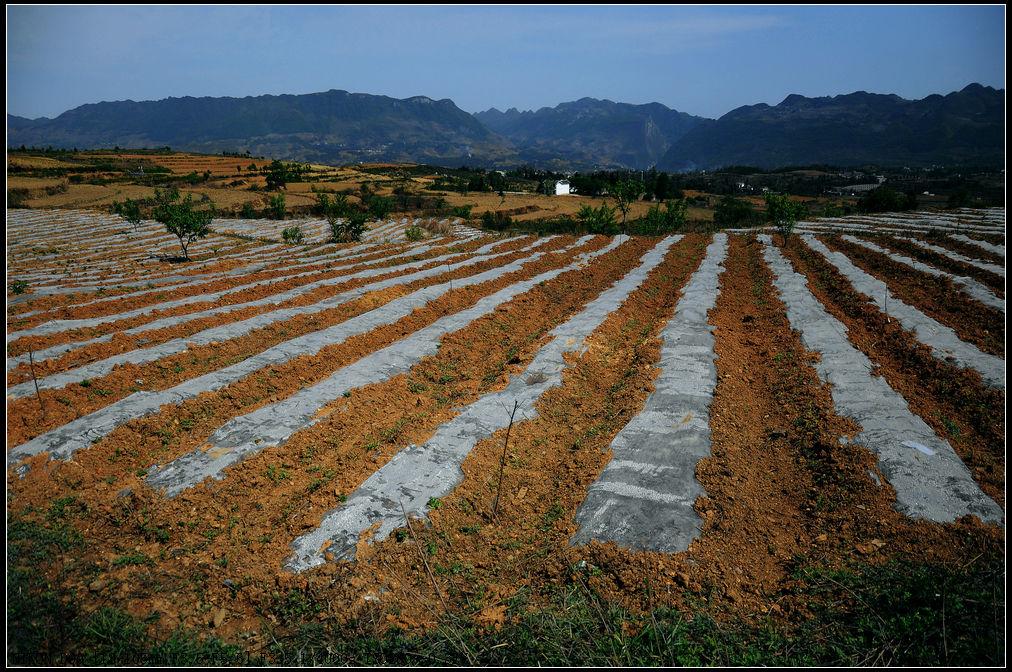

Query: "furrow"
left=802, top=235, right=1004, bottom=388
left=284, top=235, right=680, bottom=570
left=571, top=234, right=727, bottom=552
left=761, top=236, right=1002, bottom=524
left=145, top=236, right=634, bottom=500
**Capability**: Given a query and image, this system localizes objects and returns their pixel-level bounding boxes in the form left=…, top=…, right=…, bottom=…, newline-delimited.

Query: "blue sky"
left=6, top=5, right=1005, bottom=120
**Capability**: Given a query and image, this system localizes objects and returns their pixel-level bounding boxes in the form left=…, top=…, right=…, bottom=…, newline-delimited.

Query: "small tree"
left=639, top=199, right=687, bottom=235
left=115, top=198, right=144, bottom=232
left=268, top=193, right=286, bottom=220
left=611, top=180, right=642, bottom=231
left=265, top=160, right=289, bottom=191
left=368, top=196, right=393, bottom=220
left=765, top=192, right=806, bottom=244
left=152, top=188, right=215, bottom=261
left=240, top=201, right=258, bottom=219
left=577, top=204, right=618, bottom=235
left=329, top=211, right=367, bottom=243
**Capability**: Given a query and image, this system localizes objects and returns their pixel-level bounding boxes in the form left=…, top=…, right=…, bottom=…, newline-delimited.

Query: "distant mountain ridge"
left=657, top=83, right=1004, bottom=170
left=7, top=89, right=518, bottom=166
left=474, top=98, right=705, bottom=170
left=7, top=84, right=1004, bottom=170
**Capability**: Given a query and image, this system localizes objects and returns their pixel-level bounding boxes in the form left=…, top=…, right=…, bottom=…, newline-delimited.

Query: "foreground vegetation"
left=8, top=506, right=1003, bottom=666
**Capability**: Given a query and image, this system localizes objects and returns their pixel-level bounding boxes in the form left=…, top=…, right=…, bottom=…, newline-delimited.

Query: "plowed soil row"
left=922, top=235, right=1005, bottom=266
left=871, top=236, right=1005, bottom=297
left=5, top=249, right=280, bottom=324
left=6, top=236, right=588, bottom=447
left=6, top=238, right=528, bottom=382
left=5, top=235, right=661, bottom=639
left=6, top=239, right=465, bottom=334
left=5, top=244, right=383, bottom=325
left=959, top=231, right=1006, bottom=245
left=783, top=238, right=1005, bottom=505
left=822, top=235, right=1005, bottom=357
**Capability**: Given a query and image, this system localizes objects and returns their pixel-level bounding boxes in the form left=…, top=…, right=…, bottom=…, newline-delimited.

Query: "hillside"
left=7, top=89, right=518, bottom=167
left=475, top=98, right=705, bottom=170
left=657, top=84, right=1004, bottom=171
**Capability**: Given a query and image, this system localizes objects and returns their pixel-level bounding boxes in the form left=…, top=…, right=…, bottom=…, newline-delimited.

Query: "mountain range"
left=7, top=84, right=1003, bottom=171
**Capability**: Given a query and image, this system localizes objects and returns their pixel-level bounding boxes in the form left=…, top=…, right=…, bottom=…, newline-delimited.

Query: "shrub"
left=481, top=210, right=514, bottom=232
left=330, top=211, right=367, bottom=243
left=450, top=205, right=473, bottom=219
left=713, top=196, right=759, bottom=228
left=240, top=201, right=258, bottom=219
left=368, top=196, right=394, bottom=220
left=268, top=193, right=286, bottom=220
left=405, top=225, right=425, bottom=241
left=634, top=199, right=687, bottom=235
left=764, top=192, right=807, bottom=242
left=282, top=226, right=304, bottom=244
left=7, top=188, right=31, bottom=208
left=576, top=204, right=618, bottom=235
left=10, top=279, right=29, bottom=295
left=858, top=186, right=918, bottom=214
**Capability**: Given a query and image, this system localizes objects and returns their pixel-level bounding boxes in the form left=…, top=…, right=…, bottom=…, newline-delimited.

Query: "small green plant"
left=281, top=225, right=304, bottom=244
left=404, top=225, right=424, bottom=241
left=426, top=497, right=442, bottom=510
left=765, top=192, right=807, bottom=244
left=10, top=279, right=29, bottom=295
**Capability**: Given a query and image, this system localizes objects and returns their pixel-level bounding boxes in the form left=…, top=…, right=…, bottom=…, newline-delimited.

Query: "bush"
left=268, top=193, right=286, bottom=220
left=857, top=186, right=918, bottom=214
left=713, top=196, right=759, bottom=228
left=450, top=205, right=473, bottom=219
left=764, top=192, right=807, bottom=242
left=282, top=226, right=304, bottom=244
left=576, top=204, right=618, bottom=235
left=368, top=196, right=394, bottom=220
left=330, top=211, right=367, bottom=243
left=404, top=225, right=425, bottom=241
left=481, top=210, right=514, bottom=232
left=633, top=199, right=687, bottom=235
left=240, top=202, right=258, bottom=219
left=7, top=188, right=31, bottom=208
left=10, top=279, right=30, bottom=295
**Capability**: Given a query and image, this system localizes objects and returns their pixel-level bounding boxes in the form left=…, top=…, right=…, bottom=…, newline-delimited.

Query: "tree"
left=268, top=193, right=286, bottom=220
left=265, top=160, right=289, bottom=191
left=611, top=180, right=642, bottom=231
left=114, top=198, right=143, bottom=232
left=764, top=192, right=807, bottom=244
left=639, top=199, right=687, bottom=235
left=713, top=196, right=758, bottom=228
left=151, top=188, right=215, bottom=261
left=368, top=196, right=393, bottom=220
left=329, top=211, right=367, bottom=243
left=577, top=204, right=618, bottom=235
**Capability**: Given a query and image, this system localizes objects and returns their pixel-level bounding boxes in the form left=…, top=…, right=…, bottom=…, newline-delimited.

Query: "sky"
left=6, top=5, right=1006, bottom=120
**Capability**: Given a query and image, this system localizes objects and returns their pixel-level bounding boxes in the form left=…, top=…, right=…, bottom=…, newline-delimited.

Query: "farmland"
left=5, top=201, right=1006, bottom=665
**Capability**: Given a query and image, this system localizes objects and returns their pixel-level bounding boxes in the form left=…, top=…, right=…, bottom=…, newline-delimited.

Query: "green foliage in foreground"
left=7, top=506, right=1004, bottom=666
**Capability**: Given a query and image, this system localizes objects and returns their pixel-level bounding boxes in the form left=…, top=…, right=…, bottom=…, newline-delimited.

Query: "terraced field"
left=6, top=206, right=1005, bottom=654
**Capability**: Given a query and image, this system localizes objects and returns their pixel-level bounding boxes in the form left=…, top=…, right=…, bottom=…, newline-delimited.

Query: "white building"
left=554, top=180, right=571, bottom=196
